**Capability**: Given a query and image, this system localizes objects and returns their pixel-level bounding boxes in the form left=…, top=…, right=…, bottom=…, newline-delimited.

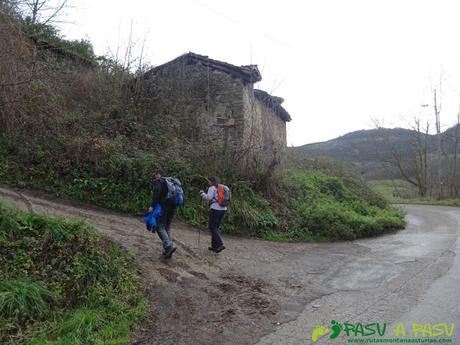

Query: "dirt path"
left=1, top=186, right=459, bottom=345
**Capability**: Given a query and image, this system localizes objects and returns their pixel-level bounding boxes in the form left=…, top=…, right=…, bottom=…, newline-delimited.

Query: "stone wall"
left=142, top=62, right=245, bottom=153
left=241, top=86, right=287, bottom=168
left=141, top=60, right=287, bottom=171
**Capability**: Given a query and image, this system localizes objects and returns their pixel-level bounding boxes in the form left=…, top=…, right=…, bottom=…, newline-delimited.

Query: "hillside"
left=294, top=127, right=459, bottom=179
left=0, top=11, right=404, bottom=243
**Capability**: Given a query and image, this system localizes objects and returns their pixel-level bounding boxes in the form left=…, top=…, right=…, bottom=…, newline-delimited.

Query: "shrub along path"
left=1, top=186, right=456, bottom=345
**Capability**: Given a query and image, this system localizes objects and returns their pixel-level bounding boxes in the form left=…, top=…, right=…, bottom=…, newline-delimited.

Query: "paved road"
left=1, top=186, right=459, bottom=345
left=256, top=205, right=460, bottom=345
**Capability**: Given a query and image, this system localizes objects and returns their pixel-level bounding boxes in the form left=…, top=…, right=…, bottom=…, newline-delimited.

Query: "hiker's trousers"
left=209, top=209, right=225, bottom=249
left=156, top=204, right=176, bottom=250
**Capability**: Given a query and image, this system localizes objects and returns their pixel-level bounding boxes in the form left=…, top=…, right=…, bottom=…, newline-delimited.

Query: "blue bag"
left=144, top=203, right=162, bottom=231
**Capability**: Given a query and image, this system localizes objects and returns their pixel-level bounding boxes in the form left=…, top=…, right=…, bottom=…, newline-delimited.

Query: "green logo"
left=330, top=320, right=342, bottom=339
left=312, top=320, right=455, bottom=343
left=311, top=320, right=342, bottom=342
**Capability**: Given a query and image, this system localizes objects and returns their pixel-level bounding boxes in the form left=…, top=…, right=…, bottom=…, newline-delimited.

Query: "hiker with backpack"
left=148, top=169, right=184, bottom=259
left=200, top=176, right=230, bottom=253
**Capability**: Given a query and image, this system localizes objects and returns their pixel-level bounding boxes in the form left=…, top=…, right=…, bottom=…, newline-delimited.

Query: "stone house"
left=141, top=52, right=291, bottom=169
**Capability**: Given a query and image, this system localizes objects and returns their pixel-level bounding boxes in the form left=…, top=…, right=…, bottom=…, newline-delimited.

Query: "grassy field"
left=368, top=179, right=419, bottom=201
left=368, top=179, right=460, bottom=207
left=393, top=198, right=460, bottom=207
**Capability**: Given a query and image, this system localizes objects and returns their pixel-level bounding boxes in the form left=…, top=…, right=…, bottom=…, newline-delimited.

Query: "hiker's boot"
left=213, top=245, right=225, bottom=253
left=163, top=246, right=176, bottom=259
left=208, top=245, right=225, bottom=253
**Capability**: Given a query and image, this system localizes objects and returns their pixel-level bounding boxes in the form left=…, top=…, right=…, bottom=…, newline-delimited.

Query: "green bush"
left=0, top=201, right=148, bottom=344
left=24, top=21, right=96, bottom=62
left=277, top=170, right=404, bottom=240
left=223, top=181, right=278, bottom=236
left=285, top=154, right=389, bottom=208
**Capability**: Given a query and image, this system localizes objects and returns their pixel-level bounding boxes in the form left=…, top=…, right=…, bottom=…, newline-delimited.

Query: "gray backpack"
left=163, top=177, right=184, bottom=206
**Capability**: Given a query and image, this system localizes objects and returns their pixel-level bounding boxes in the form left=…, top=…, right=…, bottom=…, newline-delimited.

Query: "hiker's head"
left=208, top=176, right=218, bottom=187
left=154, top=169, right=164, bottom=179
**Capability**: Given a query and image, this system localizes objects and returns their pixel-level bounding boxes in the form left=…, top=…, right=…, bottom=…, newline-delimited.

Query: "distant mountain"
left=293, top=127, right=459, bottom=179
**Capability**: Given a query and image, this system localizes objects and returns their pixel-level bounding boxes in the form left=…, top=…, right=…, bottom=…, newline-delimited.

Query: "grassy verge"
left=0, top=200, right=149, bottom=344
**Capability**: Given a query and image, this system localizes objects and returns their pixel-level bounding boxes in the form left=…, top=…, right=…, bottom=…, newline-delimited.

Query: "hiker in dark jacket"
left=200, top=176, right=226, bottom=253
left=148, top=169, right=177, bottom=258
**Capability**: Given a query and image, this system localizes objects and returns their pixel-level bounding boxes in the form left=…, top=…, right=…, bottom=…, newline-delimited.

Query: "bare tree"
left=433, top=88, right=444, bottom=198
left=0, top=8, right=37, bottom=130
left=18, top=0, right=70, bottom=24
left=373, top=118, right=430, bottom=197
left=0, top=0, right=20, bottom=16
left=451, top=100, right=460, bottom=198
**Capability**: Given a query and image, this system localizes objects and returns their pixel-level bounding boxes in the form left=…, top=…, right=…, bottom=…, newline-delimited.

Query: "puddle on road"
left=327, top=260, right=403, bottom=290
left=394, top=233, right=457, bottom=258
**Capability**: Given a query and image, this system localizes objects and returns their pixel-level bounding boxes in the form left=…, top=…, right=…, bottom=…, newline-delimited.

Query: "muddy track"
left=2, top=186, right=459, bottom=345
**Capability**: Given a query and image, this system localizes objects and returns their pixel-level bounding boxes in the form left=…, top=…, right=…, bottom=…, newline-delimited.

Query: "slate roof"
left=144, top=52, right=262, bottom=83
left=144, top=52, right=291, bottom=122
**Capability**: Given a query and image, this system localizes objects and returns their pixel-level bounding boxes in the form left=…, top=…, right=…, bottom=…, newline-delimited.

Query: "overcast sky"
left=58, top=0, right=460, bottom=146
